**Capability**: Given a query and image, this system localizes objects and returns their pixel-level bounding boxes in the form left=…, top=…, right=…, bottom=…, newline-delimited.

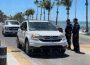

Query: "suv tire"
left=17, top=37, right=22, bottom=49
left=61, top=47, right=66, bottom=54
left=25, top=40, right=29, bottom=55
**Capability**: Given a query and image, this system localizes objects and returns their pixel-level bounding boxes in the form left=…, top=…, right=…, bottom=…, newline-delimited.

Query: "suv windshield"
left=6, top=21, right=19, bottom=25
left=29, top=22, right=57, bottom=31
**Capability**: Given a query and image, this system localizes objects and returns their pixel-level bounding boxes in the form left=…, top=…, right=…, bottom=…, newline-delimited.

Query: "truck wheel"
left=25, top=40, right=29, bottom=55
left=3, top=33, right=6, bottom=37
left=17, top=37, right=22, bottom=49
left=2, top=30, right=4, bottom=35
left=2, top=31, right=6, bottom=37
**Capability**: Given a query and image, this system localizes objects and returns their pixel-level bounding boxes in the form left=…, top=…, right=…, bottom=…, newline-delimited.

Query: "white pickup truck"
left=2, top=20, right=20, bottom=36
left=17, top=20, right=67, bottom=55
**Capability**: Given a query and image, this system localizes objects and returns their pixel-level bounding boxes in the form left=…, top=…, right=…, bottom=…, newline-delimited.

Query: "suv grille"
left=9, top=27, right=19, bottom=30
left=39, top=36, right=61, bottom=42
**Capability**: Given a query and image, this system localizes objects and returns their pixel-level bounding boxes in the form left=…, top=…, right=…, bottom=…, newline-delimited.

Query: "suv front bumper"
left=29, top=39, right=67, bottom=47
left=4, top=30, right=18, bottom=34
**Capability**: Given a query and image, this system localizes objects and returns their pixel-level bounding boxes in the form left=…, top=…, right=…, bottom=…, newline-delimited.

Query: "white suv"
left=2, top=20, right=20, bottom=36
left=17, top=20, right=67, bottom=54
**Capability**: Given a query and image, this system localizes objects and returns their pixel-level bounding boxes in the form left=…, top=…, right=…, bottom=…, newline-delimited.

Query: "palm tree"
left=34, top=0, right=39, bottom=20
left=55, top=0, right=61, bottom=25
left=14, top=12, right=24, bottom=22
left=35, top=0, right=45, bottom=20
left=25, top=9, right=30, bottom=21
left=0, top=10, right=4, bottom=22
left=39, top=1, right=43, bottom=20
left=41, top=0, right=46, bottom=20
left=0, top=10, right=7, bottom=22
left=61, top=0, right=72, bottom=19
left=25, top=9, right=35, bottom=21
left=85, top=0, right=89, bottom=32
left=44, top=0, right=54, bottom=21
left=30, top=9, right=35, bottom=20
left=43, top=0, right=46, bottom=20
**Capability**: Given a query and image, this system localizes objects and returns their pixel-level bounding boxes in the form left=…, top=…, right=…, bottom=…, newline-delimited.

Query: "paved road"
left=0, top=24, right=90, bottom=65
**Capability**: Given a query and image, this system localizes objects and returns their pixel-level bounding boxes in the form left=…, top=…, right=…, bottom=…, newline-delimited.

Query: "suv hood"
left=30, top=31, right=63, bottom=36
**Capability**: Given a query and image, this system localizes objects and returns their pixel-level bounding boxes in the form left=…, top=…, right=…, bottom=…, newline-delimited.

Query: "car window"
left=20, top=22, right=27, bottom=30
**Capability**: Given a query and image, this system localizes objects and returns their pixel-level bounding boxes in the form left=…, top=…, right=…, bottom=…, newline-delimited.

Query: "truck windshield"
left=6, top=21, right=19, bottom=25
left=29, top=22, right=57, bottom=31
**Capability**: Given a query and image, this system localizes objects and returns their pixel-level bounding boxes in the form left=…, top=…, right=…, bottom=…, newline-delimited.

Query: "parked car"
left=17, top=20, right=67, bottom=55
left=2, top=20, right=20, bottom=36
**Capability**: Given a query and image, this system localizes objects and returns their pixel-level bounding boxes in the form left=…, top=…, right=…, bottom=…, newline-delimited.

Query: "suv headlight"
left=5, top=27, right=9, bottom=30
left=60, top=35, right=66, bottom=41
left=31, top=34, right=40, bottom=40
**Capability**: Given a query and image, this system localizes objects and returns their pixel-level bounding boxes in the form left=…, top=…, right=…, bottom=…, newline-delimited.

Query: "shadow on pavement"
left=75, top=51, right=85, bottom=54
left=71, top=50, right=85, bottom=54
left=29, top=53, right=69, bottom=59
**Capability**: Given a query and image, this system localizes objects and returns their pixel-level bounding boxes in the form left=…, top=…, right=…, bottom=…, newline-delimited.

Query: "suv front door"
left=18, top=22, right=27, bottom=43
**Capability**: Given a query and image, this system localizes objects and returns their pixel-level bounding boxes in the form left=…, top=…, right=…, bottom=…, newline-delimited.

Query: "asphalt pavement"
left=0, top=23, right=90, bottom=65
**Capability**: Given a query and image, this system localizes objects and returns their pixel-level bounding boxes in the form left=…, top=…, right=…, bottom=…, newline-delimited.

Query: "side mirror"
left=2, top=23, right=4, bottom=25
left=57, top=28, right=63, bottom=33
left=20, top=27, right=26, bottom=31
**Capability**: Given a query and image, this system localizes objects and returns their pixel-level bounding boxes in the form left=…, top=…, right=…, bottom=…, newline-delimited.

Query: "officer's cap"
left=74, top=18, right=78, bottom=21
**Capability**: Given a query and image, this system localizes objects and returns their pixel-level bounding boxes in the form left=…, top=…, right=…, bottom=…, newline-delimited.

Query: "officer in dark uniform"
left=65, top=19, right=72, bottom=50
left=72, top=18, right=80, bottom=53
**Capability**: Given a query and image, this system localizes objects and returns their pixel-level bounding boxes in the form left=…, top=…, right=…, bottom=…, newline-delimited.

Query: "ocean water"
left=51, top=21, right=90, bottom=31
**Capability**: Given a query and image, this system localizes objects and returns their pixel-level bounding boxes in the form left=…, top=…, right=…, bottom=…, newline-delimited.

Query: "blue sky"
left=0, top=0, right=90, bottom=21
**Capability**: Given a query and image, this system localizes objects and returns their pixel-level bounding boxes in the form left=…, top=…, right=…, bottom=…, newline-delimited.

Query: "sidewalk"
left=7, top=47, right=32, bottom=65
left=7, top=53, right=20, bottom=65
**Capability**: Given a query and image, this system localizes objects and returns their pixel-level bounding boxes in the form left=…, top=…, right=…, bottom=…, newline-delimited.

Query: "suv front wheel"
left=17, top=37, right=22, bottom=49
left=61, top=47, right=66, bottom=54
left=25, top=40, right=29, bottom=55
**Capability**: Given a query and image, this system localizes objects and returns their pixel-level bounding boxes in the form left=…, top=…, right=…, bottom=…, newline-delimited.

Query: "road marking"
left=7, top=47, right=33, bottom=65
left=7, top=53, right=20, bottom=65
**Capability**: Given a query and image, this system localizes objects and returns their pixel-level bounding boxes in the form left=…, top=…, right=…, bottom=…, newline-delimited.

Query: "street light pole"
left=85, top=0, right=89, bottom=32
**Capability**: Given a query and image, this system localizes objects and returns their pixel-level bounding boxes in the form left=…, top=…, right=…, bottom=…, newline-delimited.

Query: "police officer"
left=72, top=18, right=80, bottom=53
left=65, top=19, right=72, bottom=50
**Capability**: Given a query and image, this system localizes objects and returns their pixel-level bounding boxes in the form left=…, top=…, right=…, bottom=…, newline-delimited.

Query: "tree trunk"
left=44, top=8, right=46, bottom=21
left=27, top=16, right=29, bottom=22
left=30, top=15, right=31, bottom=20
left=36, top=6, right=38, bottom=20
left=56, top=5, right=59, bottom=25
left=66, top=7, right=69, bottom=19
left=32, top=15, right=33, bottom=20
left=86, top=0, right=89, bottom=32
left=40, top=7, right=42, bottom=20
left=48, top=10, right=50, bottom=21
